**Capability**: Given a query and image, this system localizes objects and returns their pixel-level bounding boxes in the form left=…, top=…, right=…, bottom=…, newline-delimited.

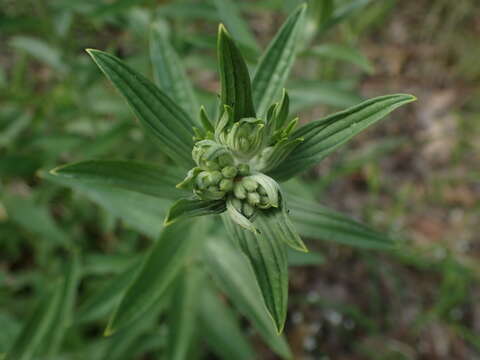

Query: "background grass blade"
left=252, top=5, right=306, bottom=118
left=105, top=221, right=199, bottom=334
left=50, top=160, right=186, bottom=200
left=269, top=94, right=416, bottom=180
left=5, top=282, right=63, bottom=360
left=212, top=0, right=260, bottom=56
left=199, top=285, right=256, bottom=360
left=288, top=195, right=396, bottom=250
left=203, top=237, right=292, bottom=359
left=76, top=259, right=142, bottom=324
left=42, top=252, right=80, bottom=356
left=166, top=269, right=204, bottom=360
left=150, top=25, right=199, bottom=118
left=217, top=25, right=256, bottom=122
left=87, top=49, right=195, bottom=168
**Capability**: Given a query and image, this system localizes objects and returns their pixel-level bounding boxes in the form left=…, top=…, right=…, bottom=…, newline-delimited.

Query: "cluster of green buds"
left=177, top=133, right=280, bottom=226
left=177, top=89, right=304, bottom=232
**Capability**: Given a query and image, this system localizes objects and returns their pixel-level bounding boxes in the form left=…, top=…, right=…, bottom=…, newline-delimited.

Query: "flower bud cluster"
left=230, top=176, right=276, bottom=217
left=178, top=136, right=280, bottom=223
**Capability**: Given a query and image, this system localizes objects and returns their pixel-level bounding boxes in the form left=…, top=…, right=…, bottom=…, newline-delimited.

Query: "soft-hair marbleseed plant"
left=48, top=3, right=416, bottom=354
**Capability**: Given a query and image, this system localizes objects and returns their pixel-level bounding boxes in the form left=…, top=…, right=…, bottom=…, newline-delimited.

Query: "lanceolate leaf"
left=42, top=171, right=169, bottom=238
left=87, top=49, right=195, bottom=168
left=167, top=269, right=204, bottom=360
left=50, top=160, right=186, bottom=200
left=269, top=94, right=416, bottom=180
left=150, top=25, right=199, bottom=117
left=309, top=44, right=374, bottom=74
left=164, top=197, right=226, bottom=226
left=76, top=258, right=142, bottom=324
left=318, top=0, right=372, bottom=35
left=203, top=238, right=292, bottom=359
left=42, top=252, right=80, bottom=356
left=199, top=285, right=256, bottom=360
left=6, top=282, right=63, bottom=360
left=105, top=221, right=198, bottom=335
left=288, top=195, right=396, bottom=250
left=223, top=215, right=289, bottom=333
left=252, top=5, right=307, bottom=118
left=217, top=24, right=256, bottom=122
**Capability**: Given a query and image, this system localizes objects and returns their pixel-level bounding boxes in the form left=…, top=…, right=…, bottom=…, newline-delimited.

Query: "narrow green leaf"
left=269, top=94, right=416, bottom=180
left=287, top=248, right=325, bottom=266
left=42, top=252, right=80, bottom=356
left=50, top=160, right=186, bottom=200
left=150, top=25, right=199, bottom=117
left=42, top=171, right=169, bottom=238
left=199, top=285, right=256, bottom=360
left=217, top=24, right=256, bottom=122
left=5, top=282, right=62, bottom=360
left=308, top=44, right=374, bottom=73
left=166, top=269, right=204, bottom=360
left=76, top=258, right=142, bottom=324
left=105, top=221, right=199, bottom=334
left=100, top=295, right=168, bottom=360
left=164, top=198, right=226, bottom=226
left=301, top=0, right=334, bottom=46
left=10, top=36, right=68, bottom=73
left=212, top=0, right=260, bottom=55
left=288, top=196, right=396, bottom=250
left=223, top=215, right=289, bottom=333
left=289, top=82, right=362, bottom=112
left=2, top=195, right=68, bottom=247
left=203, top=237, right=292, bottom=359
left=318, top=0, right=372, bottom=35
left=86, top=49, right=195, bottom=168
left=252, top=5, right=306, bottom=117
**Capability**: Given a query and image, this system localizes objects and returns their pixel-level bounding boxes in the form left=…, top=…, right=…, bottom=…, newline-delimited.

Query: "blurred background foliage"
left=0, top=0, right=479, bottom=359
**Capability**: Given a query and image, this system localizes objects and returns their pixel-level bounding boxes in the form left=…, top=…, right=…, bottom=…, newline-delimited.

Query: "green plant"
left=3, top=3, right=417, bottom=360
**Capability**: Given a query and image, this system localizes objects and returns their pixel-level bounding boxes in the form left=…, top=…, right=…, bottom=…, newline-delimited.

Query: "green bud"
left=258, top=186, right=267, bottom=196
left=242, top=202, right=255, bottom=218
left=218, top=154, right=234, bottom=167
left=232, top=198, right=243, bottom=213
left=207, top=185, right=219, bottom=192
left=247, top=192, right=260, bottom=206
left=195, top=171, right=210, bottom=189
left=233, top=182, right=247, bottom=199
left=222, top=166, right=237, bottom=178
left=219, top=178, right=234, bottom=192
left=242, top=178, right=258, bottom=192
left=207, top=170, right=222, bottom=185
left=237, top=163, right=250, bottom=176
left=260, top=195, right=270, bottom=205
left=205, top=161, right=220, bottom=171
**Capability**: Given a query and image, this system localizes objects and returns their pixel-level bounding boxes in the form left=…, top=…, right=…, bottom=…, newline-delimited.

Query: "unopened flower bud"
left=233, top=182, right=247, bottom=199
left=237, top=163, right=250, bottom=176
left=205, top=161, right=220, bottom=171
left=232, top=198, right=243, bottom=212
left=258, top=186, right=267, bottom=196
left=207, top=185, right=219, bottom=192
left=207, top=171, right=222, bottom=185
left=242, top=203, right=255, bottom=218
left=260, top=195, right=270, bottom=205
left=247, top=192, right=260, bottom=206
left=218, top=154, right=234, bottom=167
left=221, top=166, right=237, bottom=179
left=242, top=178, right=258, bottom=192
left=219, top=178, right=234, bottom=192
left=196, top=171, right=210, bottom=189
